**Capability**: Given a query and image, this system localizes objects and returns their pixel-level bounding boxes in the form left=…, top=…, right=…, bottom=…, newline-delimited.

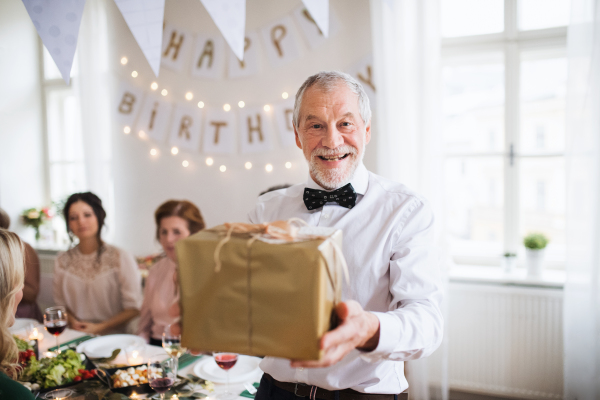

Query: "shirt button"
left=322, top=213, right=330, bottom=219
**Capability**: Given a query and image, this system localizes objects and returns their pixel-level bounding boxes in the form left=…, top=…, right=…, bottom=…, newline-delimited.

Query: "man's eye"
left=341, top=122, right=351, bottom=127
left=311, top=124, right=321, bottom=129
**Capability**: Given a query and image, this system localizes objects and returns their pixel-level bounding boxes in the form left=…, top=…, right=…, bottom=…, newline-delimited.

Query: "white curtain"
left=370, top=1, right=448, bottom=399
left=76, top=0, right=115, bottom=241
left=563, top=0, right=600, bottom=398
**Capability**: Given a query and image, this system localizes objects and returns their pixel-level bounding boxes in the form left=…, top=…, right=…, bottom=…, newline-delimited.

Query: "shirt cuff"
left=359, top=311, right=401, bottom=362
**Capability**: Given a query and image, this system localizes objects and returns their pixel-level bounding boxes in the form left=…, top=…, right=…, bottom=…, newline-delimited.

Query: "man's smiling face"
left=295, top=83, right=371, bottom=190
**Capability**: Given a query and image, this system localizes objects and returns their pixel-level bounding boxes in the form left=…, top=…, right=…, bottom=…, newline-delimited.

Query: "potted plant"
left=502, top=252, right=517, bottom=274
left=523, top=233, right=549, bottom=278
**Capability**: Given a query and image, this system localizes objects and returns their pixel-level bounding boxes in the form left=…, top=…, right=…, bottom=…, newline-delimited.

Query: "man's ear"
left=365, top=120, right=372, bottom=145
left=294, top=125, right=302, bottom=149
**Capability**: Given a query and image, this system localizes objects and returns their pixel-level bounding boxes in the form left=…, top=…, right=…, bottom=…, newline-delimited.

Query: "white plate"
left=193, top=355, right=262, bottom=384
left=76, top=334, right=146, bottom=359
left=9, top=318, right=39, bottom=334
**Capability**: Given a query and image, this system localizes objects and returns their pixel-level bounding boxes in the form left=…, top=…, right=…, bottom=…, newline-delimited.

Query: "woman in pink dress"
left=137, top=200, right=205, bottom=346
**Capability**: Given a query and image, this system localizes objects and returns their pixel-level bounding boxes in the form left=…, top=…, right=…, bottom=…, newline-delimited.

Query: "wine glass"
left=214, top=352, right=238, bottom=400
left=43, top=306, right=68, bottom=355
left=162, top=323, right=186, bottom=376
left=148, top=355, right=176, bottom=400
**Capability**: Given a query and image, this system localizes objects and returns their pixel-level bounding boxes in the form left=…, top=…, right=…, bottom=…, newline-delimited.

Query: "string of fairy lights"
left=120, top=56, right=297, bottom=174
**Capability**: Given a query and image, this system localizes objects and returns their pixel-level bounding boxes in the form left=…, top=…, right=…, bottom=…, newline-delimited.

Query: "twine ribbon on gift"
left=209, top=218, right=349, bottom=353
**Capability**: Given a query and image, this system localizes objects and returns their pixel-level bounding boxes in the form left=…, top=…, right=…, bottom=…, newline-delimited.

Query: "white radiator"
left=448, top=282, right=563, bottom=399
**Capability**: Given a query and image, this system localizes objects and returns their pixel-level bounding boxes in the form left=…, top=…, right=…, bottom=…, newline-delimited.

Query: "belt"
left=264, top=374, right=408, bottom=400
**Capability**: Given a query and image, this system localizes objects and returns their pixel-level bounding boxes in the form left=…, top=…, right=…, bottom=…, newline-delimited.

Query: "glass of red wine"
left=214, top=352, right=238, bottom=400
left=43, top=306, right=68, bottom=355
left=148, top=355, right=176, bottom=400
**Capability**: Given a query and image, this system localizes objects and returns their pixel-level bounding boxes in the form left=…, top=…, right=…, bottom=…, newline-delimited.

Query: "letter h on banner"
left=162, top=24, right=192, bottom=72
left=239, top=106, right=273, bottom=153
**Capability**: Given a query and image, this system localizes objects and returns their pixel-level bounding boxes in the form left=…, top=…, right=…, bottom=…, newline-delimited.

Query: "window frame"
left=441, top=0, right=567, bottom=268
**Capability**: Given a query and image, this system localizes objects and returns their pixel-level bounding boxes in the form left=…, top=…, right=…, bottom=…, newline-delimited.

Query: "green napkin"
left=240, top=382, right=260, bottom=398
left=179, top=353, right=203, bottom=369
left=48, top=335, right=94, bottom=352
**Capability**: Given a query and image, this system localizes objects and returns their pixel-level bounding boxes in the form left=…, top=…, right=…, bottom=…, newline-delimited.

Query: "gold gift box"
left=176, top=222, right=344, bottom=360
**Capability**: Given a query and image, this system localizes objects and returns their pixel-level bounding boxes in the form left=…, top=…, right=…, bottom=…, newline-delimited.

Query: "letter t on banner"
left=200, top=0, right=246, bottom=61
left=301, top=0, right=329, bottom=37
left=114, top=0, right=165, bottom=77
left=22, top=0, right=86, bottom=84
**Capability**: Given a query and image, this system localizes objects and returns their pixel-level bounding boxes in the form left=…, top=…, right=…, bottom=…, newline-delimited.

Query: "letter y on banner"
left=22, top=0, right=86, bottom=84
left=200, top=0, right=246, bottom=62
left=114, top=0, right=165, bottom=77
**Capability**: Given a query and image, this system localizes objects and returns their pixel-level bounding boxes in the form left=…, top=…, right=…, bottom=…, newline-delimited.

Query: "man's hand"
left=290, top=300, right=380, bottom=369
left=75, top=321, right=106, bottom=335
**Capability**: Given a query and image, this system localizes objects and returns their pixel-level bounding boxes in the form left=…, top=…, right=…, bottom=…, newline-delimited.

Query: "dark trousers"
left=255, top=375, right=401, bottom=400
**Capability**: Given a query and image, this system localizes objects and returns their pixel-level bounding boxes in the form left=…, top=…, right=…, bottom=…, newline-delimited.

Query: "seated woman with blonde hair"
left=0, top=229, right=35, bottom=399
left=138, top=200, right=205, bottom=346
left=54, top=192, right=142, bottom=334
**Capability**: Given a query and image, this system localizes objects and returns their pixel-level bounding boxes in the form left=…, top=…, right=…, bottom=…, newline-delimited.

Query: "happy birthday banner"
left=116, top=54, right=375, bottom=157
left=22, top=0, right=334, bottom=82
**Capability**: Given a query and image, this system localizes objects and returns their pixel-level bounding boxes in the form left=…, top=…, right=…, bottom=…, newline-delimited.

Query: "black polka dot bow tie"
left=303, top=183, right=357, bottom=210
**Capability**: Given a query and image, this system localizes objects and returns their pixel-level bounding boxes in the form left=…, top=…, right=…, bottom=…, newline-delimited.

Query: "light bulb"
left=150, top=148, right=157, bottom=156
left=263, top=105, right=271, bottom=112
left=138, top=130, right=146, bottom=139
left=285, top=162, right=292, bottom=169
left=171, top=147, right=179, bottom=155
left=238, top=101, right=245, bottom=108
left=220, top=165, right=226, bottom=172
left=223, top=103, right=231, bottom=112
left=120, top=57, right=128, bottom=65
left=161, top=89, right=168, bottom=96
left=265, top=163, right=273, bottom=172
left=182, top=160, right=189, bottom=167
left=185, top=92, right=193, bottom=100
left=205, top=157, right=214, bottom=166
left=245, top=162, right=252, bottom=170
left=131, top=70, right=138, bottom=78
left=150, top=82, right=158, bottom=90
left=281, top=92, right=288, bottom=99
left=123, top=126, right=131, bottom=134
left=197, top=101, right=205, bottom=108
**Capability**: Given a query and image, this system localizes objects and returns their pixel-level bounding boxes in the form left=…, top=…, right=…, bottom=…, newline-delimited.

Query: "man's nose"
left=321, top=125, right=344, bottom=149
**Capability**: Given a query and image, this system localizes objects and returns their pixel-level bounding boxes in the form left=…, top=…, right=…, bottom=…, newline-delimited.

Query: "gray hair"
left=292, top=71, right=372, bottom=128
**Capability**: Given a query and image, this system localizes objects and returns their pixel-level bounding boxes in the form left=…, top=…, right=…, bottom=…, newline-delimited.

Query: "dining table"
left=10, top=318, right=263, bottom=400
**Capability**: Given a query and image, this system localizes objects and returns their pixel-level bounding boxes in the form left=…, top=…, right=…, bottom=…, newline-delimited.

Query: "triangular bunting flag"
left=114, top=0, right=165, bottom=77
left=22, top=0, right=86, bottom=84
left=302, top=0, right=329, bottom=37
left=200, top=0, right=246, bottom=61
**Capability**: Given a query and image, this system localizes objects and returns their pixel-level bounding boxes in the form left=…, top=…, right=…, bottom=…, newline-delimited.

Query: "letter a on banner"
left=301, top=0, right=329, bottom=37
left=114, top=0, right=165, bottom=77
left=22, top=0, right=86, bottom=84
left=200, top=0, right=246, bottom=61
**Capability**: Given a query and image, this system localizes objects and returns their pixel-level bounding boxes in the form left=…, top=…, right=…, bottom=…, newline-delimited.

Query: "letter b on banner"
left=116, top=81, right=145, bottom=132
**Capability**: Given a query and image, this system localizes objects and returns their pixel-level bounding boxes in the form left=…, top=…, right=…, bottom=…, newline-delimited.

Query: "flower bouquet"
left=21, top=207, right=53, bottom=240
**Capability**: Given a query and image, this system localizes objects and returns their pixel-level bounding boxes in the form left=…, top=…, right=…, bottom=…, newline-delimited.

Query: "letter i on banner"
left=347, top=55, right=376, bottom=108
left=168, top=104, right=202, bottom=152
left=260, top=16, right=302, bottom=68
left=191, top=33, right=226, bottom=79
left=203, top=107, right=237, bottom=154
left=134, top=94, right=173, bottom=142
left=116, top=81, right=145, bottom=132
left=228, top=30, right=261, bottom=79
left=273, top=98, right=296, bottom=148
left=239, top=106, right=274, bottom=153
left=161, top=23, right=192, bottom=72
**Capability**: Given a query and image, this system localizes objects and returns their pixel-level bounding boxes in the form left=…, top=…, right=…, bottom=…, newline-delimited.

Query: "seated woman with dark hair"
left=0, top=229, right=35, bottom=399
left=53, top=192, right=142, bottom=334
left=138, top=200, right=205, bottom=346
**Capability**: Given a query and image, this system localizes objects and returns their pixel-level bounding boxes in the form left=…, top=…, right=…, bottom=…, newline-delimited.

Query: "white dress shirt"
left=248, top=163, right=443, bottom=394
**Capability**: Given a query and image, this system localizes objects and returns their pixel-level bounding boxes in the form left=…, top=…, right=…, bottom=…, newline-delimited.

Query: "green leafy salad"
left=19, top=349, right=86, bottom=388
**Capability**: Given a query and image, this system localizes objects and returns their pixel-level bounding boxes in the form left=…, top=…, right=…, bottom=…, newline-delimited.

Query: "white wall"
left=0, top=0, right=45, bottom=241
left=107, top=0, right=374, bottom=255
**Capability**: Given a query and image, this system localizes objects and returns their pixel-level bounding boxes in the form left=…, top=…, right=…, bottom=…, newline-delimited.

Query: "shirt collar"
left=305, top=162, right=369, bottom=195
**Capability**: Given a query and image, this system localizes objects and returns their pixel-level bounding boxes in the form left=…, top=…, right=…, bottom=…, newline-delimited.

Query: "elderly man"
left=249, top=71, right=443, bottom=399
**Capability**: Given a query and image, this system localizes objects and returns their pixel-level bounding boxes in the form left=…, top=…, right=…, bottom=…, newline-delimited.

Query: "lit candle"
left=29, top=327, right=42, bottom=341
left=130, top=392, right=139, bottom=399
left=127, top=350, right=143, bottom=365
left=43, top=351, right=56, bottom=359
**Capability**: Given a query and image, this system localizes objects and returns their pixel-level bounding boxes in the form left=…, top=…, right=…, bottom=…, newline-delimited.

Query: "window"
left=441, top=0, right=568, bottom=268
left=40, top=43, right=86, bottom=205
